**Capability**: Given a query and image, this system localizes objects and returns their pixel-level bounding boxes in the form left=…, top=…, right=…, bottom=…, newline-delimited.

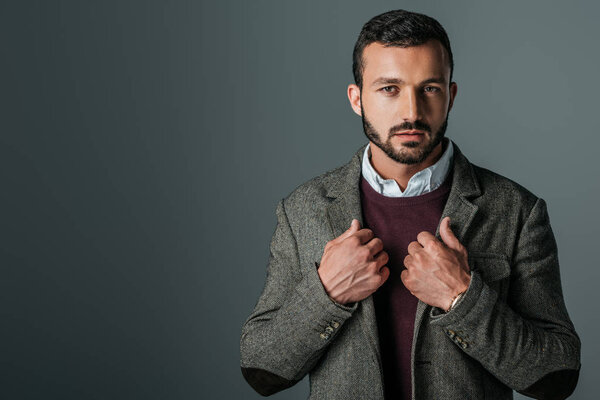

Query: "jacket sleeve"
left=240, top=198, right=358, bottom=396
left=429, top=197, right=581, bottom=400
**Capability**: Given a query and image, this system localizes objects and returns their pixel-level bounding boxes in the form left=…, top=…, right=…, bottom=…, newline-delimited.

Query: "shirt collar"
left=361, top=138, right=454, bottom=197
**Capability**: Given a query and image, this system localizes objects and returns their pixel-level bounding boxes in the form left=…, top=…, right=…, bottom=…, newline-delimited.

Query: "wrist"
left=445, top=272, right=471, bottom=312
left=316, top=261, right=343, bottom=304
left=445, top=291, right=464, bottom=312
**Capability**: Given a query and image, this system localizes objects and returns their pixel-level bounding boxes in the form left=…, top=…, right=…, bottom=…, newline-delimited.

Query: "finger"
left=439, top=216, right=462, bottom=250
left=416, top=231, right=438, bottom=249
left=365, top=237, right=384, bottom=255
left=373, top=249, right=388, bottom=267
left=353, top=228, right=375, bottom=244
left=378, top=266, right=390, bottom=285
left=400, top=269, right=409, bottom=286
left=403, top=254, right=413, bottom=269
left=407, top=240, right=423, bottom=255
left=332, top=218, right=361, bottom=243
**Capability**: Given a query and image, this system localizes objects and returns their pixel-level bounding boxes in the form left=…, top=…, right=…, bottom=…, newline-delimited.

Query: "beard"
left=361, top=104, right=449, bottom=165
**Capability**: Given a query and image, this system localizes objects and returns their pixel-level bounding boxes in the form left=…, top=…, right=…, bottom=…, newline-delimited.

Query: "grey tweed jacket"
left=240, top=141, right=581, bottom=399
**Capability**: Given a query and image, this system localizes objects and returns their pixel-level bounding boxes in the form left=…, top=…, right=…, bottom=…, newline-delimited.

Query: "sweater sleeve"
left=428, top=198, right=581, bottom=400
left=240, top=198, right=358, bottom=396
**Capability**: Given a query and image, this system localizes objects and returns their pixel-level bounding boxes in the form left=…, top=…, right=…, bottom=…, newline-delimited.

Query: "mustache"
left=389, top=121, right=431, bottom=135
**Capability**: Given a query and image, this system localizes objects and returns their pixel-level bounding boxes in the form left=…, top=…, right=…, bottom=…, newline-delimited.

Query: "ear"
left=448, top=81, right=458, bottom=112
left=347, top=83, right=362, bottom=117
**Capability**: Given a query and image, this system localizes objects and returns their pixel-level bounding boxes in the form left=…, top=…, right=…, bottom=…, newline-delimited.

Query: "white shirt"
left=361, top=139, right=454, bottom=197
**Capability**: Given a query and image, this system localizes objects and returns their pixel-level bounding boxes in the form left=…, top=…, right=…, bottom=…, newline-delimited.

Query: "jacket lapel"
left=324, top=144, right=383, bottom=373
left=324, top=140, right=482, bottom=375
left=412, top=141, right=481, bottom=359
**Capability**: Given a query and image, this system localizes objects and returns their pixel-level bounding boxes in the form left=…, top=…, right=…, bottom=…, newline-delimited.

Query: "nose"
left=400, top=88, right=422, bottom=122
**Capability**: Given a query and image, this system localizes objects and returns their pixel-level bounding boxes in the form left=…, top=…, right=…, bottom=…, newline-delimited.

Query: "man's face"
left=350, top=40, right=457, bottom=165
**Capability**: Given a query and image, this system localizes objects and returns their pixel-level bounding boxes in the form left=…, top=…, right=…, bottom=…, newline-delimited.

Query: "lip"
left=393, top=130, right=426, bottom=135
left=394, top=133, right=423, bottom=141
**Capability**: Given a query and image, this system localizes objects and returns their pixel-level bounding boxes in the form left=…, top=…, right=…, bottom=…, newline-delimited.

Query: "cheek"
left=422, top=96, right=442, bottom=112
left=430, top=95, right=451, bottom=114
left=425, top=99, right=450, bottom=124
left=364, top=102, right=394, bottom=127
left=374, top=100, right=404, bottom=123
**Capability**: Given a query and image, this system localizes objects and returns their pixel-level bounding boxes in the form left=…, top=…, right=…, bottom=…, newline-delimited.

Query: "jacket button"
left=461, top=341, right=469, bottom=349
left=331, top=321, right=340, bottom=329
left=325, top=326, right=334, bottom=334
left=320, top=332, right=330, bottom=340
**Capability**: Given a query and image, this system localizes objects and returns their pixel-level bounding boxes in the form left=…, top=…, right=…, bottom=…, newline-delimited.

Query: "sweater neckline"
left=359, top=167, right=453, bottom=207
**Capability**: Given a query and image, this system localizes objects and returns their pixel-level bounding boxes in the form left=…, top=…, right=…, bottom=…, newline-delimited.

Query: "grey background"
left=1, top=0, right=598, bottom=399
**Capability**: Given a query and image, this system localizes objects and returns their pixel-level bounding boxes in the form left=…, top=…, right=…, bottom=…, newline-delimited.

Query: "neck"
left=369, top=139, right=447, bottom=192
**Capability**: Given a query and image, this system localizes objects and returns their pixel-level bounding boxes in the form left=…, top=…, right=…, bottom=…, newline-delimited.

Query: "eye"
left=381, top=86, right=398, bottom=94
left=424, top=86, right=440, bottom=93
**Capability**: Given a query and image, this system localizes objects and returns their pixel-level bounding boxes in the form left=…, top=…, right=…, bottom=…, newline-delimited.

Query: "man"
left=240, top=9, right=581, bottom=400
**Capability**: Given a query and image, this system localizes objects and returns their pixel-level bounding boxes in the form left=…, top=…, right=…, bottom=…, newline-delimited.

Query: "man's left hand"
left=401, top=216, right=471, bottom=311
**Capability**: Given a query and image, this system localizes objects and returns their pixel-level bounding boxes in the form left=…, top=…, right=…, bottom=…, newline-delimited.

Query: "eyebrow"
left=371, top=76, right=447, bottom=87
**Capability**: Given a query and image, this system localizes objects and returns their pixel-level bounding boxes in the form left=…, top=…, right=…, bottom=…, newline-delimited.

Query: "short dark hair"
left=352, top=9, right=454, bottom=89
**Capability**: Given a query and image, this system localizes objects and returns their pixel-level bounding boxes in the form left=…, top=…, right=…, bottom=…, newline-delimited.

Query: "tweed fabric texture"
left=240, top=141, right=581, bottom=399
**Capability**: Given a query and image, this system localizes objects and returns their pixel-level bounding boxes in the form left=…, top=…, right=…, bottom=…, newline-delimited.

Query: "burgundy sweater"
left=359, top=171, right=453, bottom=400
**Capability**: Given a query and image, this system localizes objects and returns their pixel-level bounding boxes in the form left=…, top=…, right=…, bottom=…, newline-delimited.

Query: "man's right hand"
left=317, top=219, right=389, bottom=305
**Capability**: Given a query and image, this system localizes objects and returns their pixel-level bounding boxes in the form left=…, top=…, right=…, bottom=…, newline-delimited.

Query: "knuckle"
left=358, top=247, right=371, bottom=260
left=348, top=236, right=361, bottom=247
left=413, top=251, right=423, bottom=262
left=367, top=260, right=379, bottom=274
left=345, top=235, right=360, bottom=247
left=400, top=271, right=409, bottom=284
left=423, top=242, right=432, bottom=251
left=370, top=274, right=383, bottom=287
left=430, top=244, right=442, bottom=256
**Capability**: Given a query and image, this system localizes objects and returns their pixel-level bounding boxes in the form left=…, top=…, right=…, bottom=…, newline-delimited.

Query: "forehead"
left=361, top=40, right=450, bottom=84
